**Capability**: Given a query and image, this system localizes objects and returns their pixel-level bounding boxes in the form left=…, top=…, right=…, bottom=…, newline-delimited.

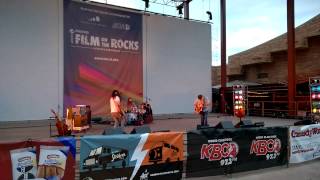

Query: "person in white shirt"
left=109, top=90, right=124, bottom=128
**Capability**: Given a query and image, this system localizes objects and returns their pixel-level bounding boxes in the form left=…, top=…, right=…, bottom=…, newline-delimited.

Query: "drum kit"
left=125, top=103, right=152, bottom=125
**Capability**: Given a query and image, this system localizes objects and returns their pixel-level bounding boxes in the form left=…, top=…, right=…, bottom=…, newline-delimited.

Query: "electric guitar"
left=194, top=100, right=204, bottom=114
left=194, top=105, right=203, bottom=114
left=50, top=109, right=70, bottom=136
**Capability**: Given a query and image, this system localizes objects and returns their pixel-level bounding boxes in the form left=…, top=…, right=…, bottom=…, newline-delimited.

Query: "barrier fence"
left=1, top=125, right=320, bottom=180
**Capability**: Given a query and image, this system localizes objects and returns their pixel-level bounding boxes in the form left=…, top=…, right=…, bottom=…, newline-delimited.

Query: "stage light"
left=239, top=90, right=243, bottom=94
left=206, top=11, right=212, bottom=21
left=177, top=5, right=183, bottom=15
left=235, top=95, right=239, bottom=99
left=313, top=108, right=317, bottom=113
left=235, top=105, right=239, bottom=110
left=142, top=0, right=149, bottom=8
left=312, top=94, right=316, bottom=99
left=239, top=95, right=243, bottom=100
left=317, top=86, right=320, bottom=91
left=318, top=94, right=320, bottom=98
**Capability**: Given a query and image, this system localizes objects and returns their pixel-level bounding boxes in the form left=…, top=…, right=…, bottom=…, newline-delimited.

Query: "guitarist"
left=50, top=109, right=71, bottom=136
left=109, top=90, right=124, bottom=128
left=194, top=94, right=210, bottom=126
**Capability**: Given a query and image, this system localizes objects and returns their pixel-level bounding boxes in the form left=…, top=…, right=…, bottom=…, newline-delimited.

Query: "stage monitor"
left=235, top=119, right=253, bottom=128
left=215, top=121, right=234, bottom=129
left=196, top=124, right=210, bottom=130
left=294, top=119, right=315, bottom=126
left=102, top=127, right=126, bottom=135
left=131, top=125, right=151, bottom=134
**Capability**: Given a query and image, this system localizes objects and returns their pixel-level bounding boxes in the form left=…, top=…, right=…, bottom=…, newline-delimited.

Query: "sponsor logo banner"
left=289, top=124, right=320, bottom=163
left=0, top=137, right=76, bottom=180
left=186, top=127, right=288, bottom=177
left=80, top=132, right=183, bottom=180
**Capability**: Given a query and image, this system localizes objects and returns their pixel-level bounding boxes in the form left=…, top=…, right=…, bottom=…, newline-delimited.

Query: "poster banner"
left=289, top=124, right=320, bottom=163
left=0, top=137, right=76, bottom=180
left=64, top=0, right=143, bottom=116
left=80, top=132, right=184, bottom=180
left=186, top=127, right=288, bottom=177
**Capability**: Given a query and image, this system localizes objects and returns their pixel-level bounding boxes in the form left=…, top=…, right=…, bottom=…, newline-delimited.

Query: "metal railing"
left=248, top=101, right=310, bottom=118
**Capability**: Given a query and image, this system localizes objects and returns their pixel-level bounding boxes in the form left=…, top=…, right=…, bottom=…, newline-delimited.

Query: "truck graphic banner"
left=289, top=124, right=320, bottom=163
left=186, top=127, right=288, bottom=177
left=80, top=132, right=183, bottom=180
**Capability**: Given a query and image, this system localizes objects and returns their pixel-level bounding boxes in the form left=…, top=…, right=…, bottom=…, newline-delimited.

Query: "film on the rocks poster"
left=64, top=0, right=143, bottom=116
left=80, top=132, right=184, bottom=180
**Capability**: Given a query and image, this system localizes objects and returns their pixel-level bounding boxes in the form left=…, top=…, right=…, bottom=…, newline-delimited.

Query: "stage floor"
left=0, top=113, right=300, bottom=142
left=0, top=114, right=319, bottom=180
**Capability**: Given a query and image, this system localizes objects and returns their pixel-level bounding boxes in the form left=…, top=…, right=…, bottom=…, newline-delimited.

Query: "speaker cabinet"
left=131, top=125, right=151, bottom=134
left=294, top=119, right=315, bottom=126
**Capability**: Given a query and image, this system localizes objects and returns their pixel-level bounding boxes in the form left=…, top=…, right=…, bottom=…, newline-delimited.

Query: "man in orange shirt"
left=194, top=94, right=209, bottom=126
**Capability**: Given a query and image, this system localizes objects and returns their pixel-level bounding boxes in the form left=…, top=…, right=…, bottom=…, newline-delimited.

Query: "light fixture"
left=177, top=4, right=183, bottom=15
left=142, top=0, right=149, bottom=8
left=206, top=11, right=212, bottom=21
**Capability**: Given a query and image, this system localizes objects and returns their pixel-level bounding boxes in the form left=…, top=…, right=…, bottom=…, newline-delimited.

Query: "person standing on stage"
left=110, top=90, right=124, bottom=128
left=194, top=94, right=210, bottom=126
left=126, top=97, right=137, bottom=113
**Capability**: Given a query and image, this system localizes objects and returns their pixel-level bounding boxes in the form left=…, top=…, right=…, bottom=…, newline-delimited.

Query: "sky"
left=90, top=0, right=320, bottom=66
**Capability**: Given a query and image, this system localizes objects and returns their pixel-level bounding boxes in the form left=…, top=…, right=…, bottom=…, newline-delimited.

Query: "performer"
left=126, top=97, right=137, bottom=113
left=194, top=94, right=209, bottom=126
left=109, top=90, right=124, bottom=128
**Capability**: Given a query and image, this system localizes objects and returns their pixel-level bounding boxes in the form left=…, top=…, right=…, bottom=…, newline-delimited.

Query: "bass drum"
left=126, top=113, right=137, bottom=125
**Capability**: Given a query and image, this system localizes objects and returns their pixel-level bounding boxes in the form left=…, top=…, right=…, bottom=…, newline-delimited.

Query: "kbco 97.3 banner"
left=186, top=127, right=288, bottom=177
left=64, top=0, right=143, bottom=116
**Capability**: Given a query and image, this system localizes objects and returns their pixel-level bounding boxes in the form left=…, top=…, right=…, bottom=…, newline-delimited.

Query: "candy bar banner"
left=0, top=137, right=76, bottom=180
left=186, top=127, right=288, bottom=178
left=289, top=124, right=320, bottom=163
left=64, top=0, right=143, bottom=116
left=80, top=132, right=184, bottom=180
